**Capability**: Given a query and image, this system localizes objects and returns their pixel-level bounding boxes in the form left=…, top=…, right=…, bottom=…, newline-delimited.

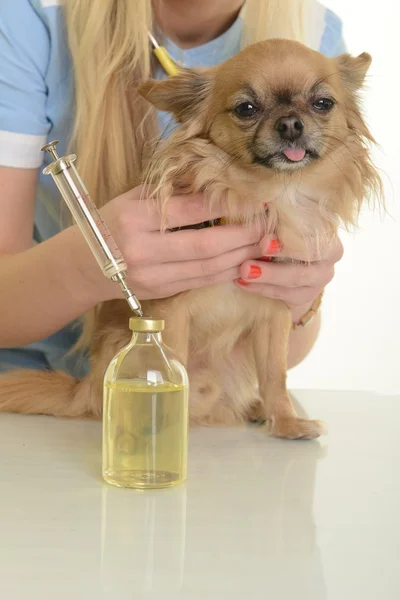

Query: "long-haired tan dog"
left=0, top=40, right=381, bottom=439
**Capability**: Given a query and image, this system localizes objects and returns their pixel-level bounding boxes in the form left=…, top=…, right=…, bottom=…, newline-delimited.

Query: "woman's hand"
left=234, top=235, right=344, bottom=322
left=94, top=185, right=265, bottom=301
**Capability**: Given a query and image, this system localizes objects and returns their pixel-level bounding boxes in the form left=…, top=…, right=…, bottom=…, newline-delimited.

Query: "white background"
left=288, top=0, right=400, bottom=394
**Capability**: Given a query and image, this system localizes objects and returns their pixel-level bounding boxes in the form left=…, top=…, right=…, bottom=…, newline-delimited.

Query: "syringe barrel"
left=44, top=155, right=126, bottom=279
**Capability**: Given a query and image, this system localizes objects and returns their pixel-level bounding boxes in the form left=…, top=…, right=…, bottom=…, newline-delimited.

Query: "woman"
left=0, top=0, right=345, bottom=378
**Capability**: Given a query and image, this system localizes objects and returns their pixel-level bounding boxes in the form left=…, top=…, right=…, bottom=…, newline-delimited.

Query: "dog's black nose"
left=275, top=116, right=304, bottom=141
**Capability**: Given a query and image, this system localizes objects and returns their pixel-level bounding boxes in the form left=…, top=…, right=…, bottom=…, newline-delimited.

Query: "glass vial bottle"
left=102, top=317, right=189, bottom=489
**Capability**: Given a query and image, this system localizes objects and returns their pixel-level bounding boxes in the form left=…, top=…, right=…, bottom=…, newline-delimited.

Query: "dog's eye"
left=313, top=98, right=334, bottom=111
left=234, top=102, right=259, bottom=118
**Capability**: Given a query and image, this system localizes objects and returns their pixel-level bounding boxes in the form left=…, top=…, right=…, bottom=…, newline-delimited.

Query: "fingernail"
left=259, top=256, right=272, bottom=262
left=248, top=265, right=262, bottom=279
left=267, top=239, right=281, bottom=254
left=236, top=278, right=250, bottom=286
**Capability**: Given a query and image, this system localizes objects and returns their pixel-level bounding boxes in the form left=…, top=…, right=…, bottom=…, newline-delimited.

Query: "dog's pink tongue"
left=283, top=148, right=306, bottom=162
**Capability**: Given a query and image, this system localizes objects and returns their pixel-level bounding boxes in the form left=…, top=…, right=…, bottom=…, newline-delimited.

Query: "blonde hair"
left=63, top=0, right=317, bottom=345
left=243, top=0, right=316, bottom=45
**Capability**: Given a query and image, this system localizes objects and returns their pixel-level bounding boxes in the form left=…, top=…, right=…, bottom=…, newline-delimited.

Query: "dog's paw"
left=245, top=399, right=267, bottom=424
left=268, top=416, right=327, bottom=440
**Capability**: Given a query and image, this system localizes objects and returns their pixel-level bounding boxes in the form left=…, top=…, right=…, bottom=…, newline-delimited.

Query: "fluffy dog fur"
left=0, top=40, right=381, bottom=439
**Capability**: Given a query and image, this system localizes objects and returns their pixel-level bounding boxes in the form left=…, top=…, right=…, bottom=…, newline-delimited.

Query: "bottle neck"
left=131, top=331, right=163, bottom=345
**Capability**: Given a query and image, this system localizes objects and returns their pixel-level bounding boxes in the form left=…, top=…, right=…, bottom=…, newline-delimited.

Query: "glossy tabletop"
left=0, top=390, right=399, bottom=599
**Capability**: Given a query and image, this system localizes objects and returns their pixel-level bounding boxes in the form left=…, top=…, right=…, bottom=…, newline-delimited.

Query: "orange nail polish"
left=237, top=278, right=250, bottom=286
left=248, top=265, right=262, bottom=279
left=268, top=239, right=281, bottom=254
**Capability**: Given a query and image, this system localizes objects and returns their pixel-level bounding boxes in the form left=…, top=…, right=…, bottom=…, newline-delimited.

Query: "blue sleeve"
left=320, top=8, right=347, bottom=57
left=0, top=0, right=51, bottom=168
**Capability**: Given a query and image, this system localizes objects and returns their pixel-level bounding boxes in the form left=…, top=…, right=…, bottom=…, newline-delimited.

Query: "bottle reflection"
left=101, top=485, right=187, bottom=596
left=100, top=401, right=326, bottom=599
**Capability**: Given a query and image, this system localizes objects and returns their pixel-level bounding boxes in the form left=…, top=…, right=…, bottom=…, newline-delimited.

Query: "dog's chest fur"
left=187, top=282, right=270, bottom=339
left=178, top=181, right=329, bottom=420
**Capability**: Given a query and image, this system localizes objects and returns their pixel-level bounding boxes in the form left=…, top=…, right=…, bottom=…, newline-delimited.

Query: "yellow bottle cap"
left=129, top=317, right=165, bottom=332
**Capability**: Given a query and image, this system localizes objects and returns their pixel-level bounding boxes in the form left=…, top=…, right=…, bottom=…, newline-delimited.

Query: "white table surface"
left=0, top=390, right=399, bottom=600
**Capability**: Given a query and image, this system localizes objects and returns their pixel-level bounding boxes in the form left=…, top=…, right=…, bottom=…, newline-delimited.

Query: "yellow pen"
left=148, top=31, right=181, bottom=76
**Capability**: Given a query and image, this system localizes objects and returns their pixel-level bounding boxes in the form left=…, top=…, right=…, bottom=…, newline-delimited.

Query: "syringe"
left=41, top=140, right=143, bottom=317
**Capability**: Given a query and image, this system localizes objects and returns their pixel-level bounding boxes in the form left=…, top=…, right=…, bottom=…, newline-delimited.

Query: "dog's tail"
left=0, top=369, right=101, bottom=418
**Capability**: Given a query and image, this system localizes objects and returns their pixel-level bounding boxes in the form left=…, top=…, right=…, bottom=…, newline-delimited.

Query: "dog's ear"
left=137, top=68, right=213, bottom=122
left=336, top=52, right=372, bottom=92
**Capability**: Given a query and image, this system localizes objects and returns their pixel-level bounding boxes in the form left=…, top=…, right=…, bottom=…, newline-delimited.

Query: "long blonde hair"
left=63, top=0, right=317, bottom=347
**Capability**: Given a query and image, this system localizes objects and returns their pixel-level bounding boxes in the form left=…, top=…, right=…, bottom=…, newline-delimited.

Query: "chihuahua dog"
left=0, top=40, right=381, bottom=439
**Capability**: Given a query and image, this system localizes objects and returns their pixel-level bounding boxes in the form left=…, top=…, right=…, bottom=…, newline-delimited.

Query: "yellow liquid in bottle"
left=102, top=379, right=188, bottom=489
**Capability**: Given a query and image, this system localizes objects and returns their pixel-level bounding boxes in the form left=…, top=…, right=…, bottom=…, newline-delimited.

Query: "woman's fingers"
left=234, top=281, right=321, bottom=306
left=264, top=235, right=344, bottom=263
left=131, top=243, right=262, bottom=288
left=125, top=224, right=262, bottom=265
left=123, top=189, right=232, bottom=231
left=150, top=194, right=227, bottom=231
left=239, top=260, right=335, bottom=289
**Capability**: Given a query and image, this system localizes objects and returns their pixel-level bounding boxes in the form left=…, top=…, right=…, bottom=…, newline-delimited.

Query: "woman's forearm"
left=0, top=225, right=110, bottom=348
left=287, top=304, right=321, bottom=369
left=0, top=215, right=323, bottom=356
